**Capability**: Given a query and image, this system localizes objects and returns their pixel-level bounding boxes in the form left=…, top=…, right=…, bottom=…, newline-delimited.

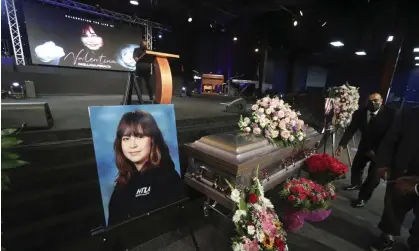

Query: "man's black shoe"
left=344, top=184, right=360, bottom=191
left=370, top=236, right=394, bottom=251
left=351, top=199, right=366, bottom=208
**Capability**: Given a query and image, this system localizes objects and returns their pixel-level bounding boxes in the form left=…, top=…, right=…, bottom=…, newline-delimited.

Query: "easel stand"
left=122, top=72, right=144, bottom=105
left=91, top=199, right=200, bottom=251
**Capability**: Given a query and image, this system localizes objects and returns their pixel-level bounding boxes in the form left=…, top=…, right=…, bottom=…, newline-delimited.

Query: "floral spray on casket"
left=227, top=166, right=288, bottom=251
left=238, top=96, right=307, bottom=148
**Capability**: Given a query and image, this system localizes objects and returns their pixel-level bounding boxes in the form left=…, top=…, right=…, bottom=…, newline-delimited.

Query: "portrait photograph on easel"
left=88, top=105, right=184, bottom=227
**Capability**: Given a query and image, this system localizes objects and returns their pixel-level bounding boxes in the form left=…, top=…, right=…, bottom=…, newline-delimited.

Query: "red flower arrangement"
left=279, top=178, right=336, bottom=211
left=305, top=154, right=348, bottom=184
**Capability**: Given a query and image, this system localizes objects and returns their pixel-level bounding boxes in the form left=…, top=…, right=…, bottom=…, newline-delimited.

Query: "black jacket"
left=376, top=108, right=419, bottom=179
left=108, top=165, right=184, bottom=226
left=338, top=105, right=396, bottom=152
left=133, top=46, right=149, bottom=73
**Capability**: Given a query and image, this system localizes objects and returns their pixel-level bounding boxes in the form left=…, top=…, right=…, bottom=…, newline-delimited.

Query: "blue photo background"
left=88, top=105, right=180, bottom=226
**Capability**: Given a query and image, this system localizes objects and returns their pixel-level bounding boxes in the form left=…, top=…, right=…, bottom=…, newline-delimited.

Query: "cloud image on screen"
left=81, top=25, right=104, bottom=51
left=117, top=44, right=140, bottom=70
left=34, top=41, right=65, bottom=65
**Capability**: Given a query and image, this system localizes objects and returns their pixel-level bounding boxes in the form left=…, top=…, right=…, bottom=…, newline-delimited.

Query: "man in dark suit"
left=370, top=108, right=419, bottom=251
left=133, top=40, right=154, bottom=102
left=335, top=92, right=396, bottom=208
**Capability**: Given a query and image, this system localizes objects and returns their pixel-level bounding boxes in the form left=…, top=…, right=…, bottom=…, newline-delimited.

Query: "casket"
left=184, top=127, right=322, bottom=210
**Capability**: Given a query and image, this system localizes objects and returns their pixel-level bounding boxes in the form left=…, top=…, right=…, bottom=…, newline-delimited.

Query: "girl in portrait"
left=108, top=110, right=184, bottom=226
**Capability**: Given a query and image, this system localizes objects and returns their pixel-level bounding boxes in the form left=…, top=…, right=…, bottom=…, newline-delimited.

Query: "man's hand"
left=134, top=57, right=139, bottom=62
left=335, top=146, right=344, bottom=156
left=388, top=176, right=419, bottom=195
left=365, top=150, right=375, bottom=158
left=378, top=167, right=389, bottom=180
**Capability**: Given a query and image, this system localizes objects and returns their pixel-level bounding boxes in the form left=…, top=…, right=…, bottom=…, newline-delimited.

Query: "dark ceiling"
left=75, top=0, right=419, bottom=65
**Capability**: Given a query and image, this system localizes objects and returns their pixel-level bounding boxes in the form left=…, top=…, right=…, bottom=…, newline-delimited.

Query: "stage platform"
left=2, top=94, right=246, bottom=144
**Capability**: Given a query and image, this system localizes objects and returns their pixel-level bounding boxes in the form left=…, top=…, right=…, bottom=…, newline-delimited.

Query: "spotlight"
left=299, top=10, right=303, bottom=16
left=233, top=37, right=238, bottom=41
left=321, top=22, right=327, bottom=27
left=12, top=82, right=19, bottom=87
left=158, top=34, right=162, bottom=39
left=415, top=57, right=419, bottom=60
left=414, top=48, right=419, bottom=52
left=293, top=20, right=298, bottom=27
left=129, top=0, right=139, bottom=5
left=188, top=17, right=192, bottom=23
left=255, top=48, right=259, bottom=52
left=10, top=82, right=25, bottom=99
left=355, top=51, right=367, bottom=56
left=330, top=41, right=344, bottom=47
left=416, top=63, right=419, bottom=66
left=387, top=35, right=394, bottom=42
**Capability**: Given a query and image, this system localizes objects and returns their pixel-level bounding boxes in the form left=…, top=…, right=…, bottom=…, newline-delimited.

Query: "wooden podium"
left=123, top=50, right=179, bottom=105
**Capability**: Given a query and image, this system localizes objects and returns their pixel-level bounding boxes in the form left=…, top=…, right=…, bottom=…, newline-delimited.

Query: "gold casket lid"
left=188, top=132, right=278, bottom=165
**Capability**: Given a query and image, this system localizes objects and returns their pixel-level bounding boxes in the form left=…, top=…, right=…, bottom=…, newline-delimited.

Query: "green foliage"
left=1, top=129, right=28, bottom=190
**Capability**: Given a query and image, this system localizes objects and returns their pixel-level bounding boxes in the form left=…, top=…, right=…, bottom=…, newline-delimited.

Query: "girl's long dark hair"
left=113, top=110, right=174, bottom=185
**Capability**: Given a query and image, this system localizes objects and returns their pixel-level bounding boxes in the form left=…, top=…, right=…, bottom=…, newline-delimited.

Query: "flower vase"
left=304, top=209, right=332, bottom=222
left=282, top=210, right=307, bottom=232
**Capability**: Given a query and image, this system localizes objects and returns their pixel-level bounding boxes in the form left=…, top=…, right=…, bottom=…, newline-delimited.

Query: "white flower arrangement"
left=327, top=83, right=360, bottom=131
left=238, top=96, right=307, bottom=148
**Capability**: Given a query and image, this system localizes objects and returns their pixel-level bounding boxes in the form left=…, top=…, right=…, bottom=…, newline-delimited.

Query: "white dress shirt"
left=415, top=184, right=419, bottom=196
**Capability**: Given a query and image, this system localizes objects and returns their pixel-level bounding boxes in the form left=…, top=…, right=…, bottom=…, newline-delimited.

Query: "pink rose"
left=284, top=117, right=290, bottom=123
left=253, top=127, right=262, bottom=135
left=244, top=127, right=251, bottom=133
left=243, top=239, right=258, bottom=251
left=280, top=130, right=290, bottom=139
left=278, top=121, right=287, bottom=130
left=277, top=110, right=285, bottom=118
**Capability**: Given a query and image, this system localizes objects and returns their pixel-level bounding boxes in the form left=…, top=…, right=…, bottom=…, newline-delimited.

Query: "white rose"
left=232, top=209, right=247, bottom=223
left=290, top=111, right=297, bottom=119
left=280, top=130, right=290, bottom=139
left=284, top=117, right=290, bottom=123
left=230, top=189, right=241, bottom=203
left=244, top=127, right=251, bottom=133
left=243, top=117, right=250, bottom=124
left=289, top=135, right=295, bottom=142
left=258, top=108, right=264, bottom=113
left=277, top=110, right=285, bottom=118
left=265, top=108, right=273, bottom=115
left=272, top=116, right=278, bottom=121
left=253, top=128, right=262, bottom=135
left=247, top=225, right=256, bottom=235
left=298, top=136, right=304, bottom=141
left=251, top=104, right=258, bottom=111
left=271, top=130, right=279, bottom=139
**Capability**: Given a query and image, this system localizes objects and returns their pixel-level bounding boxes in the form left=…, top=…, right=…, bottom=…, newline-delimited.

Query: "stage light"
left=300, top=11, right=303, bottom=16
left=416, top=63, right=419, bottom=66
left=355, top=51, right=366, bottom=56
left=387, top=35, right=394, bottom=42
left=12, top=82, right=19, bottom=87
left=130, top=0, right=139, bottom=5
left=414, top=48, right=419, bottom=52
left=321, top=22, right=327, bottom=27
left=255, top=48, right=259, bottom=52
left=415, top=57, right=419, bottom=60
left=293, top=20, right=298, bottom=27
left=233, top=37, right=238, bottom=41
left=188, top=17, right=193, bottom=23
left=330, top=41, right=344, bottom=47
left=158, top=34, right=162, bottom=39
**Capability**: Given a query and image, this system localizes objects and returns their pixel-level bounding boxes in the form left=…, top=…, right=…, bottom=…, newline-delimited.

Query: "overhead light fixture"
left=129, top=0, right=139, bottom=5
left=158, top=34, right=162, bottom=39
left=414, top=48, right=419, bottom=52
left=415, top=57, right=419, bottom=60
left=387, top=35, right=394, bottom=42
left=300, top=11, right=303, bottom=16
left=188, top=17, right=193, bottom=23
left=233, top=37, right=238, bottom=41
left=330, top=41, right=344, bottom=47
left=293, top=20, right=298, bottom=27
left=416, top=63, right=419, bottom=66
left=355, top=51, right=366, bottom=56
left=255, top=48, right=259, bottom=52
left=321, top=22, right=327, bottom=27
